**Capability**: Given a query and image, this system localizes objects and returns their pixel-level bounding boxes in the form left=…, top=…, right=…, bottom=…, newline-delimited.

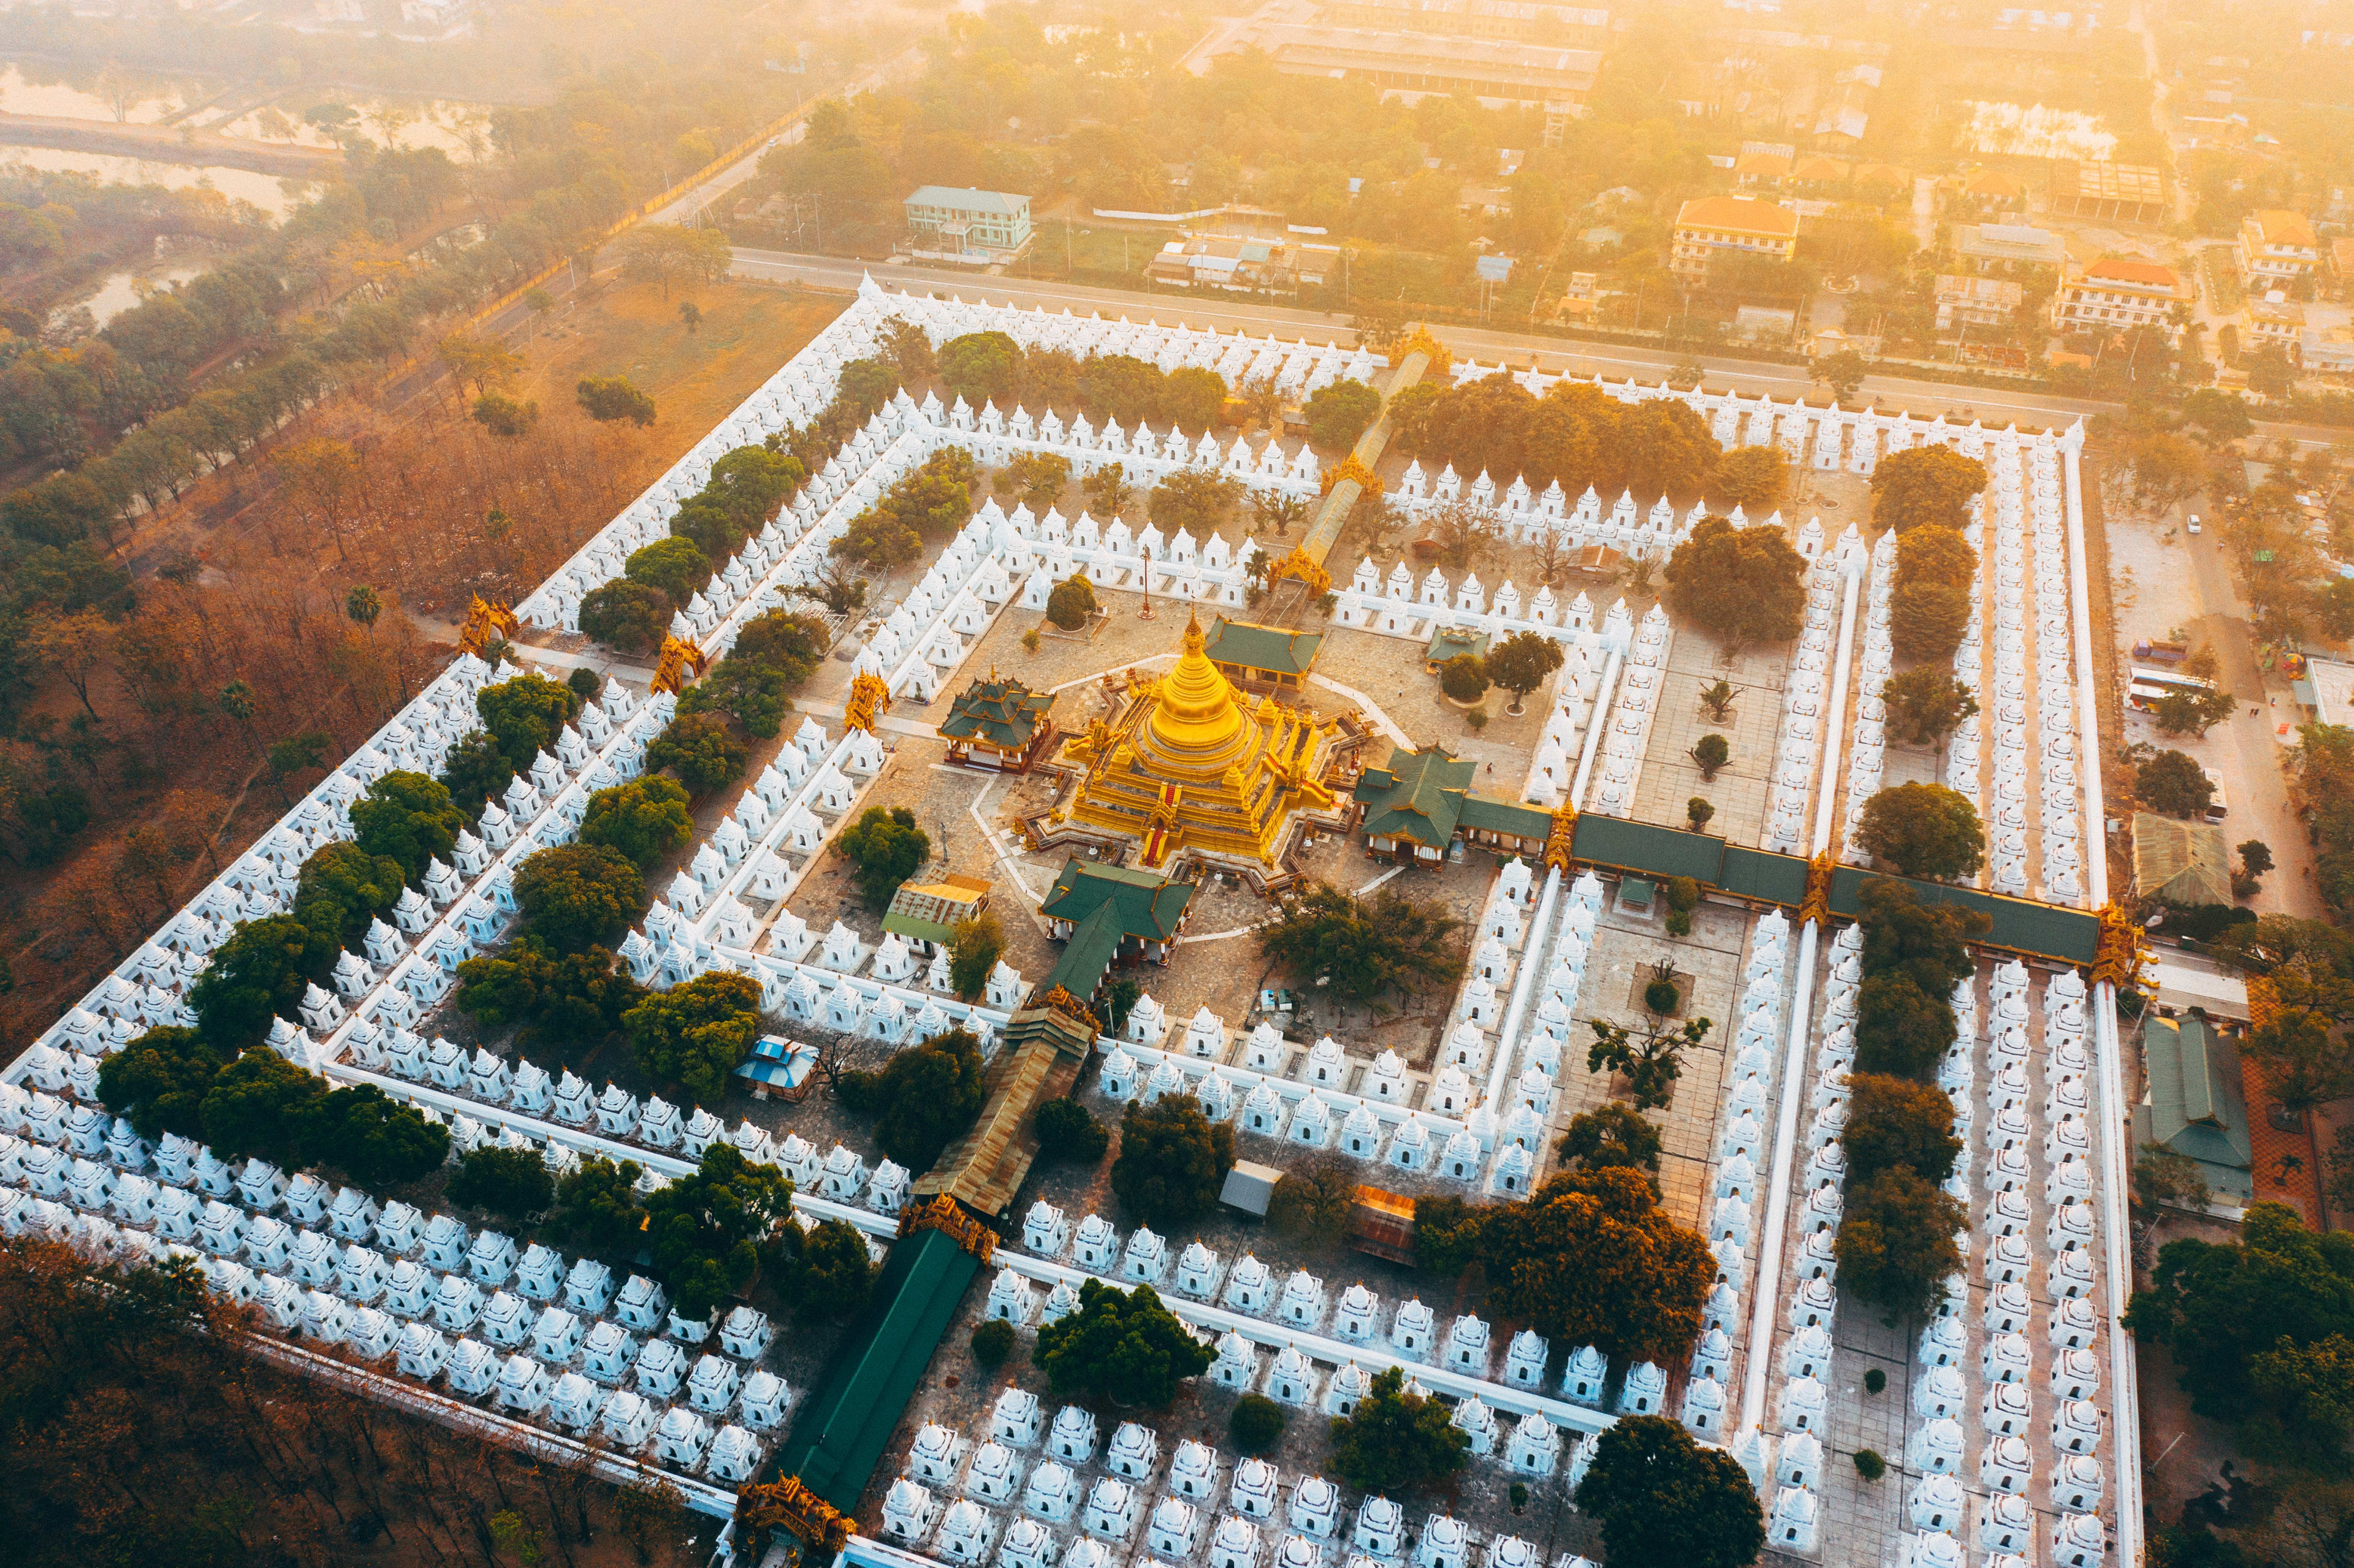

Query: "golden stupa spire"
left=1149, top=608, right=1244, bottom=751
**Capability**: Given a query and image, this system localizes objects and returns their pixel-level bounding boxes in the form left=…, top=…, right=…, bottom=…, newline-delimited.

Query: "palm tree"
left=346, top=584, right=383, bottom=639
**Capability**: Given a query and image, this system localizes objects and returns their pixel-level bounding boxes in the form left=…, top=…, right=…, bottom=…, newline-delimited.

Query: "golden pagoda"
left=1064, top=610, right=1341, bottom=867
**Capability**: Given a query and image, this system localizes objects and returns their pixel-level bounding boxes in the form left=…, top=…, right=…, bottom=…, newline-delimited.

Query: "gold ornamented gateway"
left=650, top=635, right=710, bottom=696
left=843, top=670, right=889, bottom=733
left=735, top=1475, right=852, bottom=1558
left=457, top=595, right=519, bottom=659
left=895, top=1193, right=997, bottom=1262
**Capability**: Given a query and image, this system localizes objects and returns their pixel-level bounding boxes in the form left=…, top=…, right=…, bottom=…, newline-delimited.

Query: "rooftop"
left=1038, top=858, right=1196, bottom=942
left=904, top=186, right=1030, bottom=216
left=1672, top=195, right=1800, bottom=238
left=1205, top=618, right=1327, bottom=676
left=2247, top=207, right=2318, bottom=249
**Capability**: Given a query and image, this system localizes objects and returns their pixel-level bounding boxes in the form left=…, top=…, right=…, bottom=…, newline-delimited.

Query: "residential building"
left=2050, top=257, right=2187, bottom=341
left=882, top=874, right=994, bottom=956
left=1934, top=275, right=2024, bottom=331
left=1669, top=195, right=1799, bottom=278
left=1350, top=743, right=1555, bottom=864
left=1954, top=222, right=2068, bottom=273
left=2303, top=327, right=2354, bottom=377
left=1193, top=14, right=1600, bottom=108
left=1145, top=237, right=1299, bottom=291
left=2244, top=295, right=2306, bottom=355
left=1202, top=618, right=1324, bottom=692
left=1038, top=861, right=1195, bottom=965
left=938, top=672, right=1056, bottom=771
left=902, top=187, right=1033, bottom=264
left=1946, top=166, right=2027, bottom=216
left=2238, top=208, right=2320, bottom=285
left=1312, top=0, right=1612, bottom=48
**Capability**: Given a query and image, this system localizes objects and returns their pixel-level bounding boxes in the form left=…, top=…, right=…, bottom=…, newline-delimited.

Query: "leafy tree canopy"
left=837, top=805, right=930, bottom=907
left=648, top=711, right=748, bottom=794
left=515, top=842, right=644, bottom=954
left=645, top=1144, right=796, bottom=1323
left=623, top=969, right=763, bottom=1104
left=577, top=375, right=657, bottom=427
left=949, top=913, right=1005, bottom=1002
left=1558, top=1102, right=1664, bottom=1176
left=294, top=1083, right=449, bottom=1187
left=1484, top=630, right=1566, bottom=707
left=1478, top=1166, right=1713, bottom=1367
left=1573, top=1415, right=1766, bottom=1568
left=1147, top=471, right=1245, bottom=538
left=839, top=1027, right=987, bottom=1173
left=939, top=330, right=1025, bottom=405
left=1663, top=516, right=1807, bottom=650
left=1881, top=668, right=1980, bottom=747
left=349, top=769, right=469, bottom=881
left=2140, top=749, right=2218, bottom=819
left=1045, top=574, right=1097, bottom=630
left=1305, top=378, right=1381, bottom=452
left=448, top=1144, right=555, bottom=1221
left=293, top=840, right=406, bottom=951
left=199, top=1048, right=326, bottom=1162
left=1110, top=1095, right=1236, bottom=1230
left=1035, top=1279, right=1214, bottom=1407
left=1257, top=882, right=1466, bottom=1007
left=1856, top=878, right=1987, bottom=999
left=1843, top=1072, right=1962, bottom=1185
left=555, top=1155, right=648, bottom=1257
left=578, top=580, right=671, bottom=655
left=1267, top=1154, right=1360, bottom=1243
left=625, top=536, right=712, bottom=604
left=579, top=777, right=695, bottom=868
left=1853, top=971, right=1958, bottom=1080
left=99, top=1026, right=229, bottom=1144
left=438, top=732, right=516, bottom=819
left=1870, top=445, right=1988, bottom=533
left=189, top=915, right=333, bottom=1050
left=1712, top=444, right=1789, bottom=511
left=1035, top=1097, right=1110, bottom=1163
left=476, top=672, right=582, bottom=772
left=1834, top=1166, right=1967, bottom=1320
left=454, top=938, right=644, bottom=1043
left=1327, top=1366, right=1473, bottom=1495
left=1855, top=782, right=1986, bottom=881
left=788, top=1216, right=880, bottom=1320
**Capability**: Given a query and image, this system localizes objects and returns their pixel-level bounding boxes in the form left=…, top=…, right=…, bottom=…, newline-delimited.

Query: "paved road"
left=733, top=246, right=2354, bottom=446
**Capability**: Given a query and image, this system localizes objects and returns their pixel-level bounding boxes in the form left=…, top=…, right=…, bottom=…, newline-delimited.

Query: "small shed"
left=1423, top=626, right=1491, bottom=671
left=2132, top=813, right=2233, bottom=907
left=1219, top=1160, right=1285, bottom=1217
left=1348, top=1186, right=1416, bottom=1263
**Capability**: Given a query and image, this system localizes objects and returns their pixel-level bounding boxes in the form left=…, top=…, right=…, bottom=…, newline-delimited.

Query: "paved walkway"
left=1630, top=622, right=1788, bottom=842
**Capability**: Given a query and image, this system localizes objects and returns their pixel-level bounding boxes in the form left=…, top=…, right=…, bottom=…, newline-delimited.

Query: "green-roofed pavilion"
left=1039, top=858, right=1195, bottom=963
left=939, top=672, right=1056, bottom=771
left=1205, top=618, right=1324, bottom=691
left=2133, top=1013, right=2253, bottom=1202
left=1353, top=744, right=1552, bottom=862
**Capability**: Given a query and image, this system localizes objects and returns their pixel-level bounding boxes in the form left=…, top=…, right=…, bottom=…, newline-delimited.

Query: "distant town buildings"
left=1190, top=0, right=1599, bottom=108
left=2244, top=294, right=2307, bottom=356
left=2046, top=161, right=2169, bottom=224
left=902, top=188, right=1034, bottom=265
left=1952, top=222, right=2069, bottom=273
left=1669, top=195, right=1799, bottom=278
left=2050, top=258, right=2187, bottom=341
left=1934, top=275, right=2024, bottom=331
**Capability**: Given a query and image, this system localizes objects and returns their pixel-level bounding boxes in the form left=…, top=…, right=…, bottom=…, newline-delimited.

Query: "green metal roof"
left=1425, top=626, right=1491, bottom=664
left=1039, top=858, right=1195, bottom=941
left=768, top=1227, right=980, bottom=1511
left=1825, top=867, right=2100, bottom=965
left=1571, top=814, right=1726, bottom=883
left=1205, top=618, right=1325, bottom=676
left=882, top=911, right=958, bottom=946
left=939, top=674, right=1051, bottom=750
left=1720, top=845, right=1811, bottom=905
left=2138, top=1013, right=2253, bottom=1198
left=1045, top=902, right=1127, bottom=999
left=1457, top=793, right=1556, bottom=840
left=1354, top=744, right=1476, bottom=847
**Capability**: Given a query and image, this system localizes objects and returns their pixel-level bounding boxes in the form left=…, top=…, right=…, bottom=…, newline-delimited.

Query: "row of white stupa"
left=0, top=1089, right=784, bottom=1488
left=1580, top=601, right=1672, bottom=820
left=1836, top=527, right=1912, bottom=863
left=883, top=1389, right=1601, bottom=1568
left=1764, top=938, right=2111, bottom=1565
left=1761, top=565, right=1857, bottom=855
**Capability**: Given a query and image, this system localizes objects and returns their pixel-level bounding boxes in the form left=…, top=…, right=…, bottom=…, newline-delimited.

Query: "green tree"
left=837, top=805, right=930, bottom=907
left=1163, top=367, right=1227, bottom=432
left=1688, top=796, right=1716, bottom=832
left=1842, top=1072, right=1963, bottom=1184
left=1853, top=972, right=1957, bottom=1079
left=1483, top=631, right=1566, bottom=713
left=199, top=1048, right=324, bottom=1162
left=1712, top=445, right=1791, bottom=511
left=644, top=1144, right=796, bottom=1322
left=1478, top=1167, right=1714, bottom=1366
left=1856, top=878, right=1986, bottom=995
left=1557, top=1102, right=1664, bottom=1175
left=1257, top=882, right=1466, bottom=1006
left=1004, top=451, right=1072, bottom=509
left=438, top=733, right=516, bottom=817
left=939, top=331, right=1026, bottom=405
left=1814, top=351, right=1870, bottom=400
left=1895, top=523, right=1978, bottom=590
left=2136, top=1142, right=2215, bottom=1214
left=1664, top=516, right=1807, bottom=650
left=514, top=842, right=643, bottom=953
left=476, top=672, right=582, bottom=771
left=1855, top=783, right=1986, bottom=880
left=1267, top=1154, right=1358, bottom=1244
left=1889, top=578, right=1972, bottom=663
left=948, top=913, right=1005, bottom=1001
left=1835, top=1166, right=1967, bottom=1320
left=2242, top=1006, right=2354, bottom=1116
left=1692, top=732, right=1730, bottom=780
left=99, top=1026, right=229, bottom=1143
left=624, top=536, right=712, bottom=604
left=1881, top=668, right=1980, bottom=747
left=576, top=375, right=657, bottom=426
left=2139, top=749, right=2217, bottom=818
left=1587, top=1013, right=1712, bottom=1111
left=348, top=770, right=469, bottom=881
left=266, top=731, right=331, bottom=801
left=791, top=1216, right=879, bottom=1320
left=1147, top=471, right=1245, bottom=536
left=579, top=580, right=671, bottom=653
left=1035, top=1097, right=1110, bottom=1163
left=1305, top=378, right=1381, bottom=452
left=837, top=1028, right=987, bottom=1173
left=647, top=711, right=748, bottom=794
left=1439, top=653, right=1488, bottom=703
left=1045, top=574, right=1097, bottom=630
left=972, top=1319, right=1018, bottom=1366
left=1327, top=1366, right=1473, bottom=1494
left=1870, top=445, right=1989, bottom=533
left=471, top=392, right=539, bottom=438
left=1083, top=462, right=1133, bottom=516
left=292, top=840, right=406, bottom=951
left=1035, top=1279, right=1214, bottom=1407
left=189, top=915, right=332, bottom=1049
left=294, top=1083, right=449, bottom=1186
left=555, top=1155, right=648, bottom=1256
left=1573, top=1415, right=1766, bottom=1568
left=1110, top=1095, right=1235, bottom=1230
left=623, top=970, right=762, bottom=1104
left=579, top=777, right=695, bottom=868
left=1412, top=1193, right=1486, bottom=1274
left=454, top=940, right=643, bottom=1043
left=2155, top=685, right=2239, bottom=739
left=448, top=1144, right=555, bottom=1221
left=1231, top=1393, right=1287, bottom=1453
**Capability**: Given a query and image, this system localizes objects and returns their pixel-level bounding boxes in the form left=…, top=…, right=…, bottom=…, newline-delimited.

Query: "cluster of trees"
left=101, top=1027, right=448, bottom=1186
left=1257, top=882, right=1466, bottom=1008
left=1891, top=522, right=1978, bottom=663
left=1423, top=630, right=1564, bottom=714
left=1881, top=667, right=1981, bottom=748
left=1111, top=1094, right=1237, bottom=1230
left=582, top=439, right=808, bottom=652
left=1829, top=882, right=1984, bottom=1319
left=1870, top=446, right=1989, bottom=535
left=1854, top=782, right=1987, bottom=882
left=1386, top=376, right=1723, bottom=501
left=2290, top=724, right=2354, bottom=915
left=1664, top=515, right=1808, bottom=652
left=2207, top=918, right=2354, bottom=1144
left=676, top=609, right=829, bottom=740
left=1411, top=1163, right=1713, bottom=1369
left=837, top=1027, right=988, bottom=1174
left=831, top=446, right=976, bottom=569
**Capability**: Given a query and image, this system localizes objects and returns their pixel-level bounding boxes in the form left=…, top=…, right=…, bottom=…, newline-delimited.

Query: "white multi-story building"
left=2049, top=258, right=2187, bottom=341
left=2238, top=208, right=2320, bottom=285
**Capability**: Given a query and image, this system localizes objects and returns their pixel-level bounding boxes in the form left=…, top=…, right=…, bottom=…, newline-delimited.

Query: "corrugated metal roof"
left=1206, top=618, right=1325, bottom=676
left=1572, top=815, right=1727, bottom=883
left=2140, top=1013, right=2253, bottom=1179
left=1039, top=859, right=1195, bottom=941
